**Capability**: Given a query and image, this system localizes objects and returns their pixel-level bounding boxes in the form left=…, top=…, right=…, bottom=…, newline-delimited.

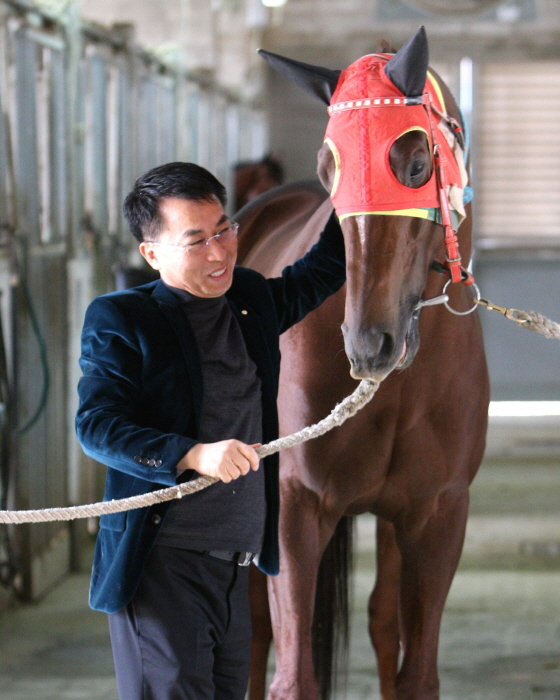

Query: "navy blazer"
left=76, top=213, right=345, bottom=613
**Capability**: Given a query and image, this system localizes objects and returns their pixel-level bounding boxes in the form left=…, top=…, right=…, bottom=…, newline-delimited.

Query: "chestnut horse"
left=237, top=28, right=489, bottom=700
left=234, top=154, right=285, bottom=211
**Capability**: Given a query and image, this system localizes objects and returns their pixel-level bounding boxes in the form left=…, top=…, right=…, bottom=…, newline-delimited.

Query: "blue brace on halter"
left=457, top=105, right=473, bottom=206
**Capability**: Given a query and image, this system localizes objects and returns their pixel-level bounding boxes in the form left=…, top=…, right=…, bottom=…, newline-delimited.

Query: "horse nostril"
left=380, top=332, right=394, bottom=359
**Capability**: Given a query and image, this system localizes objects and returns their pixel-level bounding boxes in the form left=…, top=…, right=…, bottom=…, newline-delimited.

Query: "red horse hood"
left=325, top=54, right=467, bottom=221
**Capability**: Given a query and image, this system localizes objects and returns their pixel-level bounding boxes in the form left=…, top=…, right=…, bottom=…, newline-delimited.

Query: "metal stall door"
left=134, top=69, right=178, bottom=181
left=12, top=27, right=70, bottom=600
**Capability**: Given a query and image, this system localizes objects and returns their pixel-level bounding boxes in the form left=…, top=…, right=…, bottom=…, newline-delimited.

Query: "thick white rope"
left=3, top=296, right=557, bottom=526
left=0, top=379, right=379, bottom=524
left=510, top=310, right=560, bottom=339
left=476, top=298, right=560, bottom=340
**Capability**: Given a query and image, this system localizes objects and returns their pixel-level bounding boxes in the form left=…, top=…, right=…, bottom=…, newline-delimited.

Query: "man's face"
left=139, top=196, right=237, bottom=298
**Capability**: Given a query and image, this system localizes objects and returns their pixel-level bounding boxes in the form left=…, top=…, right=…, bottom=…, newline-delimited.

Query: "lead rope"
left=3, top=289, right=558, bottom=524
left=0, top=379, right=379, bottom=524
left=475, top=297, right=560, bottom=340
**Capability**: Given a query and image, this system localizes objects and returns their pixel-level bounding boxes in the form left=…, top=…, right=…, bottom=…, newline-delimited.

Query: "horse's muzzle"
left=342, top=313, right=420, bottom=381
left=343, top=326, right=397, bottom=381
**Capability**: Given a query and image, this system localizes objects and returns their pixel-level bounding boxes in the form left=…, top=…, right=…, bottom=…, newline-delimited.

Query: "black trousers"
left=108, top=545, right=252, bottom=700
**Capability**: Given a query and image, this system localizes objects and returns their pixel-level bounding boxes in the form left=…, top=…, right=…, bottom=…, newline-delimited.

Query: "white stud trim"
left=327, top=94, right=428, bottom=115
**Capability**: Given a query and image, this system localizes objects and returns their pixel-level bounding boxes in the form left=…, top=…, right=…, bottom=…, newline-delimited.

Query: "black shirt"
left=156, top=285, right=266, bottom=553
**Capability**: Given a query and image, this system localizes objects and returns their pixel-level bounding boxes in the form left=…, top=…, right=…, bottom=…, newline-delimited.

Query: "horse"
left=236, top=28, right=489, bottom=700
left=234, top=154, right=285, bottom=211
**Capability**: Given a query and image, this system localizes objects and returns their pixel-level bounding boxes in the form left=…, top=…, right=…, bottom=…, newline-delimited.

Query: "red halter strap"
left=430, top=130, right=469, bottom=285
left=429, top=118, right=474, bottom=286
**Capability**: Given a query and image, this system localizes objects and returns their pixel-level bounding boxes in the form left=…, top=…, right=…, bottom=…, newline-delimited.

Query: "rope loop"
left=0, top=380, right=379, bottom=525
left=3, top=291, right=558, bottom=527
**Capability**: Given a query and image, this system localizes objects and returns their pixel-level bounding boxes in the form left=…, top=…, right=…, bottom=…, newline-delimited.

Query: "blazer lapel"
left=151, top=280, right=203, bottom=431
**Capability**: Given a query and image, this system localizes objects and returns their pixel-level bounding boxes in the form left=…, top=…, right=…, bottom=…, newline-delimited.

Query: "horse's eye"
left=389, top=130, right=432, bottom=189
left=410, top=161, right=424, bottom=179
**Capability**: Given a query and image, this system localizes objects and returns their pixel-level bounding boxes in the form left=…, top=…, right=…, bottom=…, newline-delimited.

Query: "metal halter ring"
left=443, top=279, right=481, bottom=316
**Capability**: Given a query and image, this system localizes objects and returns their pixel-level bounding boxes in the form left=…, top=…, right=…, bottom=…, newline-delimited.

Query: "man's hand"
left=177, top=440, right=261, bottom=483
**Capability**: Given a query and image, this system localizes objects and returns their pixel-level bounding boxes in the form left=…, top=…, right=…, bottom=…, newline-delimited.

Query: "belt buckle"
left=237, top=552, right=254, bottom=567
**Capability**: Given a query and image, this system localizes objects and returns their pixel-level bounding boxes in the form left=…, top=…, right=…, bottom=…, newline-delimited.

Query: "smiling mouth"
left=209, top=267, right=227, bottom=278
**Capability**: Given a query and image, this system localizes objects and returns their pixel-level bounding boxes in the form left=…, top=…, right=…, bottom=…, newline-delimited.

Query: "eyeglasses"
left=147, top=222, right=239, bottom=255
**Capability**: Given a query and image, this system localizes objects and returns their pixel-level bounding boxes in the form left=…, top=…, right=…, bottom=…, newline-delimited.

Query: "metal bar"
left=24, top=27, right=65, bottom=52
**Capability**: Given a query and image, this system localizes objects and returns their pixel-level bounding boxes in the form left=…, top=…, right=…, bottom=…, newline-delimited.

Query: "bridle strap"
left=430, top=259, right=473, bottom=285
left=426, top=106, right=466, bottom=285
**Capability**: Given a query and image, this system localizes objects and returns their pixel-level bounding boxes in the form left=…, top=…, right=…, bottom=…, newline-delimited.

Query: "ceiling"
left=261, top=0, right=560, bottom=67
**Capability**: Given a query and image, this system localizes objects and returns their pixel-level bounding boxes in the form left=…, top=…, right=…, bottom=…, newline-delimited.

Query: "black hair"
left=123, top=162, right=227, bottom=243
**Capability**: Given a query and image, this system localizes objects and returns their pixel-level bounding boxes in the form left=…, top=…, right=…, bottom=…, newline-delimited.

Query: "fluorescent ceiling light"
left=262, top=0, right=287, bottom=6
left=489, top=402, right=560, bottom=417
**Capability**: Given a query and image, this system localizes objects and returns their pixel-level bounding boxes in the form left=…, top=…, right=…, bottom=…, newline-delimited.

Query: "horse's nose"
left=341, top=324, right=396, bottom=380
left=341, top=324, right=395, bottom=359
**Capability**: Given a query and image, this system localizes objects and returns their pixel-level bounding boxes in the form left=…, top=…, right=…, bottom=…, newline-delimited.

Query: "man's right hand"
left=177, top=440, right=261, bottom=483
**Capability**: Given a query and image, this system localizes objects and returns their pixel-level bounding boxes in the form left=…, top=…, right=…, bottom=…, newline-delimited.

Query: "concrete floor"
left=0, top=458, right=559, bottom=700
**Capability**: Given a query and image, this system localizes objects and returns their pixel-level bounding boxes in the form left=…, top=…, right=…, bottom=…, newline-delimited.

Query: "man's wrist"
left=176, top=442, right=201, bottom=475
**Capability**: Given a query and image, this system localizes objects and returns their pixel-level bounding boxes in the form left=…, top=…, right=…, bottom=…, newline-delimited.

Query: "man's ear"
left=139, top=242, right=161, bottom=270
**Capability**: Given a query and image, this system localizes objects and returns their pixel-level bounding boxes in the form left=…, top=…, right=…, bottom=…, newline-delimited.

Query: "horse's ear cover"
left=384, top=26, right=429, bottom=97
left=257, top=49, right=341, bottom=105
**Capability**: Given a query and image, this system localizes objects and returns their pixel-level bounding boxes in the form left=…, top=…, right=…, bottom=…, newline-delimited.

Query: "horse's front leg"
left=267, top=477, right=333, bottom=700
left=395, top=486, right=470, bottom=700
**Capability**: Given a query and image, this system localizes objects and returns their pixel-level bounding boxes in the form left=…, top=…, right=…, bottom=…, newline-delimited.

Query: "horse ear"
left=384, top=26, right=429, bottom=97
left=258, top=49, right=341, bottom=105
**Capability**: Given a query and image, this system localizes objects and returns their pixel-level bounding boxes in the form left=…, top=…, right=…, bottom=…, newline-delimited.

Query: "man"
left=76, top=161, right=345, bottom=700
